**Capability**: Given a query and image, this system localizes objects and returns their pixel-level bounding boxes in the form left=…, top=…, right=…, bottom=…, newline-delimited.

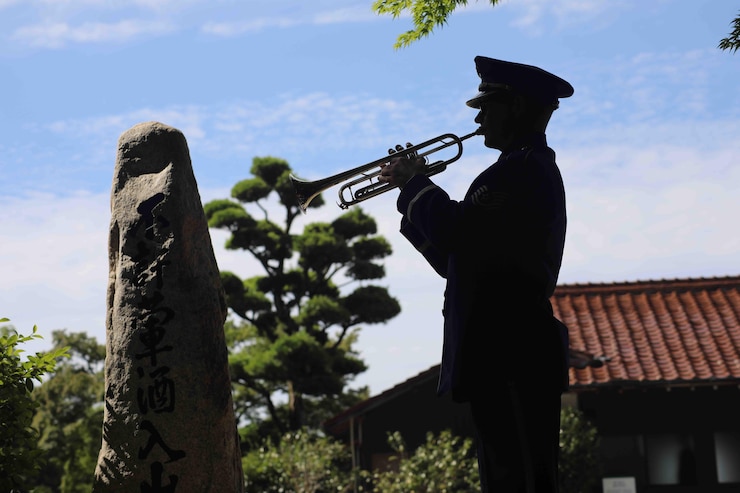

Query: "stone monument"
left=93, top=122, right=244, bottom=492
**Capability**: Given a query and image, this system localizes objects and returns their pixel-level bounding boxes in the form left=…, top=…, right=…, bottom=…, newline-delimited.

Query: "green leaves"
left=0, top=320, right=69, bottom=492
left=718, top=11, right=740, bottom=53
left=348, top=237, right=393, bottom=280
left=239, top=331, right=344, bottom=396
left=343, top=285, right=401, bottom=324
left=296, top=295, right=350, bottom=329
left=30, top=330, right=105, bottom=492
left=331, top=207, right=378, bottom=239
left=0, top=324, right=69, bottom=385
left=204, top=199, right=256, bottom=231
left=369, top=430, right=479, bottom=492
left=295, top=222, right=352, bottom=271
left=243, top=428, right=353, bottom=493
left=232, top=177, right=272, bottom=203
left=220, top=272, right=273, bottom=319
left=372, top=0, right=502, bottom=49
left=559, top=407, right=602, bottom=493
left=251, top=156, right=291, bottom=188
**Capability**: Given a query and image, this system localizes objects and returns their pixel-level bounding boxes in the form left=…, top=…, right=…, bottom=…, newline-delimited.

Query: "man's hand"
left=378, top=143, right=427, bottom=189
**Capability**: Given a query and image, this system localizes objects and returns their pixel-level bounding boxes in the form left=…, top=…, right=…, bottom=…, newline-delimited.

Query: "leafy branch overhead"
left=372, top=0, right=502, bottom=49
left=718, top=11, right=740, bottom=53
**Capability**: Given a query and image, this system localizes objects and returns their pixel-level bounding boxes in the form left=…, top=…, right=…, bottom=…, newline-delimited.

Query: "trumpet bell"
left=290, top=174, right=327, bottom=213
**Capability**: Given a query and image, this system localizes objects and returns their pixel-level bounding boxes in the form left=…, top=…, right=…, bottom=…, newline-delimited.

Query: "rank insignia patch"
left=470, top=185, right=507, bottom=209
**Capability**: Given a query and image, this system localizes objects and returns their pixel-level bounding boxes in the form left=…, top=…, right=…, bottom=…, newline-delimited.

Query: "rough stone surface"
left=93, top=121, right=244, bottom=492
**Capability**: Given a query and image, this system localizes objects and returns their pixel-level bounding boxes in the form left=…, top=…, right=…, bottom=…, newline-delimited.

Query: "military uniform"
left=394, top=57, right=573, bottom=492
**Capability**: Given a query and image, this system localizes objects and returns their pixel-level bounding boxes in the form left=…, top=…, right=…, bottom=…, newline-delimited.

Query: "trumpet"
left=290, top=129, right=481, bottom=213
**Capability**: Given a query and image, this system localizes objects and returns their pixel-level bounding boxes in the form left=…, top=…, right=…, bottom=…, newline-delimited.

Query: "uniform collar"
left=502, top=132, right=547, bottom=155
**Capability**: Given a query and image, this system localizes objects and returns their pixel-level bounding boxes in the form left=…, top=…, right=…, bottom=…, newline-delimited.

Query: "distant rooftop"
left=554, top=275, right=740, bottom=388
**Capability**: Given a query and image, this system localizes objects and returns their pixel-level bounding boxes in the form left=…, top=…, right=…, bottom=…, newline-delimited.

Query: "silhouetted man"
left=379, top=56, right=573, bottom=493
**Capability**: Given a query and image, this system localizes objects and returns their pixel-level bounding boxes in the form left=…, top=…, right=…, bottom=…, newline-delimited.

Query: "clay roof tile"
left=555, top=274, right=740, bottom=388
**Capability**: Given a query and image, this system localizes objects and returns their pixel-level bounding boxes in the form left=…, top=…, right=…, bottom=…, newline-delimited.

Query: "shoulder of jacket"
left=508, top=146, right=556, bottom=166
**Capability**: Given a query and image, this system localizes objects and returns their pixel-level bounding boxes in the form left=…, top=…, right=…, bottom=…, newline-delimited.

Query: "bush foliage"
left=0, top=319, right=68, bottom=492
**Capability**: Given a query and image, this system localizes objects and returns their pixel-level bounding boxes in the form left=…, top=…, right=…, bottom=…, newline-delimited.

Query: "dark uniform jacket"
left=396, top=132, right=569, bottom=402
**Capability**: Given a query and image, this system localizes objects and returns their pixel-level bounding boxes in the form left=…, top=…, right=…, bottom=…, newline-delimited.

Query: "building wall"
left=578, top=385, right=740, bottom=492
left=350, top=378, right=475, bottom=470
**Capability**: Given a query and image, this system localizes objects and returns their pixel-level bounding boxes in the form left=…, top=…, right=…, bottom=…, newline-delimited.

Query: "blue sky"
left=2, top=0, right=739, bottom=394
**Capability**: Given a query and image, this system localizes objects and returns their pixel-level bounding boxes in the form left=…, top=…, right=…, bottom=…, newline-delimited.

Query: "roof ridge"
left=555, top=274, right=740, bottom=295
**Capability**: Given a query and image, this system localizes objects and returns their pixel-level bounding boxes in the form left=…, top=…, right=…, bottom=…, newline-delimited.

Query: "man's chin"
left=483, top=136, right=502, bottom=150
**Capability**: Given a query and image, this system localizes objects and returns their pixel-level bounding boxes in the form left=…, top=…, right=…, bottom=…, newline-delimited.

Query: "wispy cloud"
left=0, top=191, right=109, bottom=353
left=201, top=5, right=377, bottom=37
left=11, top=19, right=175, bottom=48
left=201, top=18, right=301, bottom=37
left=506, top=0, right=629, bottom=31
left=35, top=92, right=440, bottom=171
left=556, top=48, right=738, bottom=134
left=3, top=1, right=377, bottom=48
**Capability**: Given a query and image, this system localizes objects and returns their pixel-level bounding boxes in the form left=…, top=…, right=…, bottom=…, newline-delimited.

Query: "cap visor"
left=466, top=92, right=487, bottom=108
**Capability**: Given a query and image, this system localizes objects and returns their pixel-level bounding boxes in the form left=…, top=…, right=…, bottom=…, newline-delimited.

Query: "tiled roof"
left=554, top=275, right=740, bottom=389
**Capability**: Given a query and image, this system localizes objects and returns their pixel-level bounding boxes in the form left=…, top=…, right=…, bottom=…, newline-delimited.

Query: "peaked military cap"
left=466, top=56, right=574, bottom=109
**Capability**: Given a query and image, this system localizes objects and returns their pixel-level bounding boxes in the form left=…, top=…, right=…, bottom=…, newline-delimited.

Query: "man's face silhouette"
left=475, top=95, right=516, bottom=151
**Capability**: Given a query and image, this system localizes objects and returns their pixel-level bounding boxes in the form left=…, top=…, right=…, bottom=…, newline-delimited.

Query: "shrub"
left=0, top=319, right=68, bottom=492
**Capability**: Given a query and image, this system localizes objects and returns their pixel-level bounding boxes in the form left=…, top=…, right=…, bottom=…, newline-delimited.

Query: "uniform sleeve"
left=396, top=174, right=470, bottom=251
left=399, top=216, right=448, bottom=277
left=396, top=168, right=510, bottom=269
